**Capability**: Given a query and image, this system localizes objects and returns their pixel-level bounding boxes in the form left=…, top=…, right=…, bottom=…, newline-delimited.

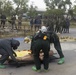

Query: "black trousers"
left=0, top=49, right=9, bottom=64
left=54, top=40, right=64, bottom=58
left=33, top=39, right=50, bottom=70
left=1, top=20, right=6, bottom=28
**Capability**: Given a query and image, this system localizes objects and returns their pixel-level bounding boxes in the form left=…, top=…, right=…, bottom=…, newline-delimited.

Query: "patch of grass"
left=70, top=22, right=76, bottom=28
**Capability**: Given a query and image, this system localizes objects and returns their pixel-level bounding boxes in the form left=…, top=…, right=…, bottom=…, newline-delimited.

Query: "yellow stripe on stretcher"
left=15, top=50, right=31, bottom=57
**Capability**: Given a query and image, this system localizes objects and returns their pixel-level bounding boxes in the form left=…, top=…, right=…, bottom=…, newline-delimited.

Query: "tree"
left=44, top=0, right=63, bottom=9
left=73, top=5, right=76, bottom=13
left=45, top=9, right=65, bottom=16
left=0, top=1, right=3, bottom=14
left=44, top=0, right=72, bottom=10
left=65, top=0, right=72, bottom=9
left=68, top=9, right=73, bottom=17
left=44, top=0, right=72, bottom=16
left=72, top=5, right=76, bottom=18
left=27, top=4, right=38, bottom=18
left=2, top=0, right=14, bottom=16
left=13, top=0, right=29, bottom=15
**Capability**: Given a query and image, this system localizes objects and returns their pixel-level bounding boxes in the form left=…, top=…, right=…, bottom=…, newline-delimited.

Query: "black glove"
left=13, top=52, right=17, bottom=57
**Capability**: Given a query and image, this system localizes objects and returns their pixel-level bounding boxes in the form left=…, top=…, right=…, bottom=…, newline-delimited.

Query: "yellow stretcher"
left=15, top=50, right=31, bottom=57
left=9, top=50, right=54, bottom=62
left=8, top=50, right=34, bottom=66
left=13, top=50, right=33, bottom=61
left=8, top=50, right=58, bottom=67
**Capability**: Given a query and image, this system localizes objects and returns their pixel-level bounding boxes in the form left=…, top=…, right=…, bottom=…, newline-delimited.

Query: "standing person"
left=11, top=15, right=17, bottom=30
left=43, top=16, right=48, bottom=26
left=55, top=17, right=58, bottom=32
left=65, top=18, right=70, bottom=33
left=0, top=14, right=6, bottom=29
left=61, top=18, right=65, bottom=33
left=32, top=30, right=65, bottom=64
left=37, top=17, right=42, bottom=29
left=47, top=19, right=54, bottom=32
left=18, top=16, right=22, bottom=30
left=31, top=26, right=50, bottom=72
left=48, top=31, right=64, bottom=64
left=0, top=39, right=20, bottom=68
left=34, top=17, right=42, bottom=31
left=62, top=18, right=67, bottom=33
left=30, top=18, right=34, bottom=31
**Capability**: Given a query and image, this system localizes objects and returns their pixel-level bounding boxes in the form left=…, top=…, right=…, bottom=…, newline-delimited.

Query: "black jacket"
left=30, top=31, right=60, bottom=53
left=30, top=31, right=50, bottom=52
left=0, top=39, right=20, bottom=62
left=47, top=31, right=59, bottom=43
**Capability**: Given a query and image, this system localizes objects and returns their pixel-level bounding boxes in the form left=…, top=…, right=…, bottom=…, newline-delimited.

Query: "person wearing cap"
left=31, top=26, right=64, bottom=72
left=31, top=26, right=50, bottom=72
left=0, top=39, right=20, bottom=68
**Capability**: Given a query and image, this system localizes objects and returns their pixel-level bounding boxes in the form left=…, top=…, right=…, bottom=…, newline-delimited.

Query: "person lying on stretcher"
left=9, top=50, right=58, bottom=63
left=16, top=50, right=53, bottom=61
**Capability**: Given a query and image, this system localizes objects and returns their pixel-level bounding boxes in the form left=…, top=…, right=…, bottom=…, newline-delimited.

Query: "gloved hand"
left=13, top=52, right=17, bottom=57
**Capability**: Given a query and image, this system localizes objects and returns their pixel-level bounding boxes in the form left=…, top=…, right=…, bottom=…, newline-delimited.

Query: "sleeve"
left=30, top=35, right=36, bottom=54
left=53, top=33, right=62, bottom=51
left=3, top=43, right=17, bottom=62
left=30, top=32, right=40, bottom=53
left=53, top=33, right=59, bottom=42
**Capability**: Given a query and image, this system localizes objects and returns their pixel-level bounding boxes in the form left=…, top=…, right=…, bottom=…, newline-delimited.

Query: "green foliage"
left=0, top=0, right=14, bottom=16
left=0, top=1, right=3, bottom=14
left=65, top=0, right=72, bottom=4
left=44, top=0, right=72, bottom=9
left=73, top=5, right=76, bottom=13
left=44, top=0, right=73, bottom=16
left=45, top=9, right=65, bottom=16
left=13, top=0, right=29, bottom=15
left=13, top=0, right=28, bottom=6
left=2, top=1, right=14, bottom=16
left=68, top=9, right=73, bottom=16
left=27, top=5, right=38, bottom=18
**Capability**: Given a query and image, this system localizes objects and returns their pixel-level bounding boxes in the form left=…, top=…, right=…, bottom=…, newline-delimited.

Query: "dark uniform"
left=18, top=16, right=22, bottom=30
left=48, top=31, right=64, bottom=58
left=31, top=31, right=50, bottom=70
left=0, top=39, right=20, bottom=65
left=11, top=16, right=17, bottom=30
left=0, top=14, right=6, bottom=28
left=34, top=18, right=42, bottom=31
left=65, top=18, right=70, bottom=33
left=30, top=18, right=34, bottom=31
